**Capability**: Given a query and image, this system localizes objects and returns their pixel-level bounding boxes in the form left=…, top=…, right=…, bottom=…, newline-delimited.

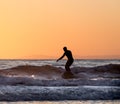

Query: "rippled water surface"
left=0, top=101, right=120, bottom=104
left=0, top=59, right=120, bottom=69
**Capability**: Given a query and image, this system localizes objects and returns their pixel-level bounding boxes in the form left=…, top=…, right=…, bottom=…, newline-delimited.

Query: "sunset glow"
left=0, top=0, right=120, bottom=59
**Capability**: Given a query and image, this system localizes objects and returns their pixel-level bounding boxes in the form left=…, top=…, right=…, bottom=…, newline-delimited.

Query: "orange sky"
left=0, top=0, right=120, bottom=59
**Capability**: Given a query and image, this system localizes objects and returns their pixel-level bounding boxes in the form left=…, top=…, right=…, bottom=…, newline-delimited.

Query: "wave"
left=0, top=85, right=120, bottom=101
left=0, top=65, right=63, bottom=80
left=71, top=64, right=120, bottom=74
left=0, top=75, right=120, bottom=86
left=0, top=64, right=120, bottom=101
left=0, top=64, right=119, bottom=86
left=0, top=64, right=120, bottom=80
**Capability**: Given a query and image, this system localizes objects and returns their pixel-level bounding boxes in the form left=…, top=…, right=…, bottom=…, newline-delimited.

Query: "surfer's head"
left=63, top=47, right=67, bottom=51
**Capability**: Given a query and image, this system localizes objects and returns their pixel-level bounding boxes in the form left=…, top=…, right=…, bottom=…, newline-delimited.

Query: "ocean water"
left=0, top=59, right=120, bottom=70
left=0, top=100, right=120, bottom=104
left=0, top=59, right=120, bottom=102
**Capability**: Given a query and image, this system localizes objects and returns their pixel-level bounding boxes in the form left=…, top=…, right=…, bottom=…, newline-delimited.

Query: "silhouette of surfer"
left=57, top=47, right=74, bottom=72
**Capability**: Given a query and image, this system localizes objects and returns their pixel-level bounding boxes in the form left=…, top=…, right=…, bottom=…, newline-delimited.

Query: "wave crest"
left=0, top=64, right=120, bottom=80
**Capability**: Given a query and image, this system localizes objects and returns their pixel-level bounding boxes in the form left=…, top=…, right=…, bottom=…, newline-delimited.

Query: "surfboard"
left=62, top=71, right=76, bottom=79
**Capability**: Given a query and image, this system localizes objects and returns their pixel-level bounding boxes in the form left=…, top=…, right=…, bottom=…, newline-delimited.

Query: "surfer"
left=57, top=47, right=74, bottom=72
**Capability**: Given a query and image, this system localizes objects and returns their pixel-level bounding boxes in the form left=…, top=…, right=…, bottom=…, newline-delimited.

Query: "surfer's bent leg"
left=65, top=60, right=73, bottom=72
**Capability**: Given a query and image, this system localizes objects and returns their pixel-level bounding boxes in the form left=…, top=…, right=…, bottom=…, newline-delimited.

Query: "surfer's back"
left=65, top=50, right=74, bottom=60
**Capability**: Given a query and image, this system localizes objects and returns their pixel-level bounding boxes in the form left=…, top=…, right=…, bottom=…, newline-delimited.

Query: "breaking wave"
left=0, top=64, right=119, bottom=86
left=0, top=64, right=120, bottom=101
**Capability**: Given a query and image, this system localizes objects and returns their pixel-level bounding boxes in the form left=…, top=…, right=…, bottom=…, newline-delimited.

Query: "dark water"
left=0, top=59, right=119, bottom=102
left=0, top=59, right=120, bottom=69
left=0, top=100, right=120, bottom=104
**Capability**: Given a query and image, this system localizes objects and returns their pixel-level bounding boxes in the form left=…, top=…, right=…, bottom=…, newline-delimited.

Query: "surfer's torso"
left=65, top=50, right=74, bottom=61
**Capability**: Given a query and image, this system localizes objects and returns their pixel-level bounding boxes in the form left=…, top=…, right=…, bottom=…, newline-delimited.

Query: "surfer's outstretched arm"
left=57, top=53, right=65, bottom=62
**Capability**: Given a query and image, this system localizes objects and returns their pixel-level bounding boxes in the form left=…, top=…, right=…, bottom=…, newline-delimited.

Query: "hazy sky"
left=0, top=0, right=120, bottom=59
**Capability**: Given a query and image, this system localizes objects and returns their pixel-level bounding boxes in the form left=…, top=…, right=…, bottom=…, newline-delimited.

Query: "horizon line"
left=0, top=58, right=120, bottom=60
